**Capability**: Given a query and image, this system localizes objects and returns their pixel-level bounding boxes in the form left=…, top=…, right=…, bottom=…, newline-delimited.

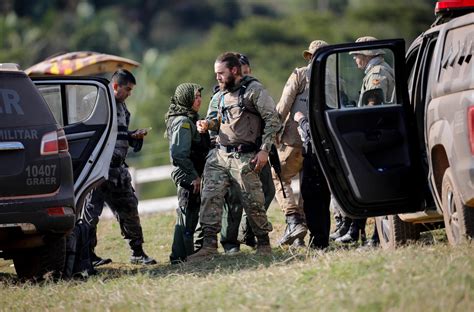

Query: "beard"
left=221, top=74, right=236, bottom=91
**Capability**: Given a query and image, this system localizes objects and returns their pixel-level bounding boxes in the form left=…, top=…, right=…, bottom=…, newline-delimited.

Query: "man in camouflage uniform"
left=187, top=52, right=281, bottom=261
left=274, top=40, right=330, bottom=247
left=84, top=69, right=156, bottom=265
left=165, top=83, right=210, bottom=263
left=350, top=36, right=395, bottom=106
left=219, top=53, right=276, bottom=253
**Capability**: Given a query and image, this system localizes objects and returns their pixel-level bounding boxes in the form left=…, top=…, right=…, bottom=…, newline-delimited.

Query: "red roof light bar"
left=435, top=0, right=474, bottom=14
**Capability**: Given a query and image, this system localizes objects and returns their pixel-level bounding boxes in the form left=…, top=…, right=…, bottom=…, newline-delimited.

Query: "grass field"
left=1, top=205, right=473, bottom=311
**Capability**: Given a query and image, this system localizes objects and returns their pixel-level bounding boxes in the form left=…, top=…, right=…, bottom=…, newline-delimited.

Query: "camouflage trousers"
left=170, top=185, right=201, bottom=263
left=272, top=144, right=305, bottom=216
left=83, top=166, right=144, bottom=251
left=200, top=148, right=273, bottom=241
left=220, top=162, right=275, bottom=249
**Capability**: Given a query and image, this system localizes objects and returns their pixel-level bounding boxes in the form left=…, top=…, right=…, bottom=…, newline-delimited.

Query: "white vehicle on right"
left=307, top=0, right=474, bottom=248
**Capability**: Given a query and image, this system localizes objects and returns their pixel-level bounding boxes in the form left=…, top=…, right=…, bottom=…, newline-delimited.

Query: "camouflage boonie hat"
left=349, top=36, right=385, bottom=56
left=303, top=40, right=329, bottom=61
left=173, top=83, right=203, bottom=108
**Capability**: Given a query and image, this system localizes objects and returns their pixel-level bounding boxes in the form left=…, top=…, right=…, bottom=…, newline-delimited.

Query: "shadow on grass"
left=92, top=246, right=331, bottom=282
left=0, top=234, right=449, bottom=285
left=0, top=247, right=316, bottom=285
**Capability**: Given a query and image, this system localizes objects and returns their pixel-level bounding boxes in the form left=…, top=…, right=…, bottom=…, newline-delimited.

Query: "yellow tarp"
left=26, top=51, right=139, bottom=76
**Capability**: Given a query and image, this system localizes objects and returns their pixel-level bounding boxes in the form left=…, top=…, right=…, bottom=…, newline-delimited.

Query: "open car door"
left=31, top=77, right=117, bottom=213
left=308, top=39, right=425, bottom=218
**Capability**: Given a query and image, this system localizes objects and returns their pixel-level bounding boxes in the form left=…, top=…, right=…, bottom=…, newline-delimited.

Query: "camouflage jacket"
left=277, top=66, right=308, bottom=147
left=359, top=57, right=395, bottom=105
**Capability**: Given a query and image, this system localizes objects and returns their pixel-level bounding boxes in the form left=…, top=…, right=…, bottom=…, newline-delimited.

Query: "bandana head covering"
left=164, top=83, right=203, bottom=137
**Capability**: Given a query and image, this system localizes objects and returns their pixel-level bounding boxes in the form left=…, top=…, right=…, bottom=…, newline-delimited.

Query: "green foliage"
left=1, top=0, right=437, bottom=180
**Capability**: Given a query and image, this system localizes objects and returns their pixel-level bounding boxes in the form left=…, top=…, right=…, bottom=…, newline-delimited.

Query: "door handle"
left=0, top=142, right=25, bottom=151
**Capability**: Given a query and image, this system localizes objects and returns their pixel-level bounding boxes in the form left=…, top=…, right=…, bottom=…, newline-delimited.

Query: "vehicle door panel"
left=33, top=77, right=116, bottom=208
left=325, top=106, right=411, bottom=203
left=309, top=39, right=424, bottom=218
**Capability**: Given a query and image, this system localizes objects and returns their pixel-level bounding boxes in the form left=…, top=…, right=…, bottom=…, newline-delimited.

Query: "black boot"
left=334, top=214, right=343, bottom=232
left=336, top=222, right=359, bottom=243
left=329, top=216, right=351, bottom=240
left=256, top=234, right=272, bottom=255
left=130, top=246, right=157, bottom=265
left=278, top=214, right=308, bottom=246
left=292, top=237, right=306, bottom=247
left=336, top=218, right=366, bottom=244
left=91, top=250, right=112, bottom=267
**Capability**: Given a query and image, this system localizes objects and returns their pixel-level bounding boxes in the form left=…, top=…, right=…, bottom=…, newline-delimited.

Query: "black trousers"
left=170, top=186, right=201, bottom=263
left=83, top=167, right=144, bottom=252
left=300, top=153, right=331, bottom=249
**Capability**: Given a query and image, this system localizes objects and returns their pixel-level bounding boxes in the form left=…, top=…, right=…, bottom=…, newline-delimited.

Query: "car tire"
left=13, top=235, right=66, bottom=280
left=375, top=215, right=420, bottom=249
left=442, top=168, right=474, bottom=245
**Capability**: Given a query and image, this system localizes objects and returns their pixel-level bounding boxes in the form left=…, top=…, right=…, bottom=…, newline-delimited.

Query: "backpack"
left=64, top=219, right=97, bottom=279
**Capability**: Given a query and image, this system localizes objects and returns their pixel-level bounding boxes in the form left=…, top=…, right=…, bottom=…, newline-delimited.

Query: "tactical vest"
left=113, top=101, right=131, bottom=164
left=217, top=77, right=263, bottom=148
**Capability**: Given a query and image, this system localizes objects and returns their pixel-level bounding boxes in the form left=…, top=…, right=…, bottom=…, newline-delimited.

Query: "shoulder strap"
left=219, top=77, right=260, bottom=124
left=238, top=76, right=259, bottom=109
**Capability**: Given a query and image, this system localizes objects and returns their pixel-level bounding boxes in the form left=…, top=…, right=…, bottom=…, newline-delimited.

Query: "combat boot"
left=243, top=235, right=257, bottom=249
left=329, top=223, right=350, bottom=240
left=130, top=246, right=157, bottom=265
left=336, top=221, right=358, bottom=243
left=223, top=243, right=240, bottom=255
left=329, top=217, right=351, bottom=240
left=334, top=214, right=343, bottom=232
left=91, top=250, right=112, bottom=267
left=292, top=237, right=306, bottom=247
left=336, top=231, right=358, bottom=244
left=186, top=237, right=218, bottom=262
left=278, top=214, right=307, bottom=246
left=256, top=234, right=272, bottom=255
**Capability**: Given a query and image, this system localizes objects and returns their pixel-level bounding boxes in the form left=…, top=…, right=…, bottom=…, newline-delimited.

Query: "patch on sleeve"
left=181, top=122, right=191, bottom=129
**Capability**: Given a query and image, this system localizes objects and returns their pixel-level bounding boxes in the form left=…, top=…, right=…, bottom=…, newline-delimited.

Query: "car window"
left=67, top=85, right=97, bottom=124
left=36, top=84, right=99, bottom=126
left=406, top=45, right=421, bottom=101
left=439, top=24, right=473, bottom=83
left=325, top=47, right=397, bottom=109
left=37, top=85, right=63, bottom=125
left=0, top=72, right=54, bottom=127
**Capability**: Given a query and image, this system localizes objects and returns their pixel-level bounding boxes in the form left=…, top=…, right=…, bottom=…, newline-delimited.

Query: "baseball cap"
left=349, top=36, right=385, bottom=56
left=303, top=40, right=329, bottom=61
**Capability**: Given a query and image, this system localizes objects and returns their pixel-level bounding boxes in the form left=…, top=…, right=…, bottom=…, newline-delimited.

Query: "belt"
left=217, top=144, right=258, bottom=153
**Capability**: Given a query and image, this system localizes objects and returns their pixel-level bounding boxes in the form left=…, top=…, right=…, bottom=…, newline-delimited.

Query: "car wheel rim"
left=447, top=188, right=460, bottom=243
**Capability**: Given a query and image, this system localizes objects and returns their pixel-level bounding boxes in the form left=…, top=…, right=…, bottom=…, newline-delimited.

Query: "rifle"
left=268, top=144, right=286, bottom=198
